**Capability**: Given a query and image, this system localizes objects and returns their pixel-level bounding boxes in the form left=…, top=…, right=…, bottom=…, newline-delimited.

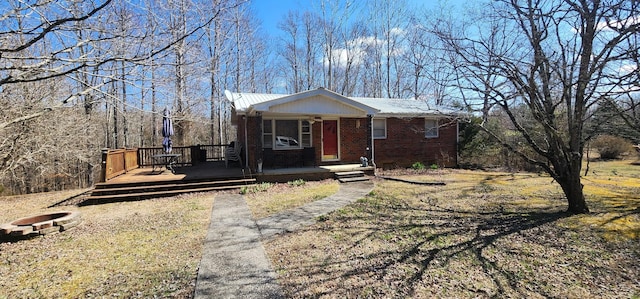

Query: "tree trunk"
left=557, top=162, right=590, bottom=214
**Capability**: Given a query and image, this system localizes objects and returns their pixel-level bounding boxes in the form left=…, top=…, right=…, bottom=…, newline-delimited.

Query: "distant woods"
left=0, top=0, right=253, bottom=194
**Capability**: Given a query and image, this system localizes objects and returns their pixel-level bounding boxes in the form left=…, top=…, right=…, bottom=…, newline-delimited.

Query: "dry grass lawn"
left=1, top=160, right=638, bottom=298
left=0, top=180, right=338, bottom=298
left=264, top=160, right=640, bottom=298
left=0, top=191, right=215, bottom=298
left=244, top=180, right=340, bottom=218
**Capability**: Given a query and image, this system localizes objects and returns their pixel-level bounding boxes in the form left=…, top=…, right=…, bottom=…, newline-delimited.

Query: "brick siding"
left=239, top=115, right=458, bottom=171
left=373, top=117, right=458, bottom=169
left=338, top=118, right=370, bottom=163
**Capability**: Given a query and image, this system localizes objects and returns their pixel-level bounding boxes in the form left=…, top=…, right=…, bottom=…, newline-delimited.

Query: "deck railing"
left=100, top=145, right=228, bottom=182
left=137, top=145, right=228, bottom=167
left=101, top=148, right=139, bottom=181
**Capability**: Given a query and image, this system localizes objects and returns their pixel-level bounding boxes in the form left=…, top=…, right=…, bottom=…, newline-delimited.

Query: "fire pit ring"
left=0, top=211, right=81, bottom=241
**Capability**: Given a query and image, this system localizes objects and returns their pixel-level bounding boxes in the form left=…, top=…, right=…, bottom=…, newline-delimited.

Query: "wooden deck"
left=104, top=161, right=374, bottom=185
left=104, top=161, right=247, bottom=184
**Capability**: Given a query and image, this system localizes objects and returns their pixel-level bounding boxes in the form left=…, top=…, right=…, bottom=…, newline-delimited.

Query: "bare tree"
left=0, top=0, right=258, bottom=194
left=301, top=11, right=323, bottom=90
left=203, top=0, right=226, bottom=145
left=435, top=0, right=640, bottom=214
left=278, top=11, right=302, bottom=93
left=0, top=0, right=114, bottom=129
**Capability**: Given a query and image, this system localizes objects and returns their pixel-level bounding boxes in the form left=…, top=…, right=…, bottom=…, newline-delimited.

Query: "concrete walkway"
left=194, top=181, right=374, bottom=298
left=257, top=181, right=374, bottom=239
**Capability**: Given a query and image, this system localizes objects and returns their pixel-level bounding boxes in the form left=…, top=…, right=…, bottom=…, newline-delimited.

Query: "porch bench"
left=302, top=147, right=316, bottom=167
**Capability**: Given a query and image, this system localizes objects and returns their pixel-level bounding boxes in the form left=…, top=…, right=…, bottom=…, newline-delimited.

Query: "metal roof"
left=225, top=88, right=456, bottom=117
left=351, top=97, right=453, bottom=116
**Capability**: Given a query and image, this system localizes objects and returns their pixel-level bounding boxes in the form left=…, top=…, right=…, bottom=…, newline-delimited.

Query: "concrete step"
left=337, top=176, right=370, bottom=183
left=91, top=178, right=255, bottom=196
left=84, top=178, right=256, bottom=205
left=82, top=184, right=253, bottom=205
left=335, top=171, right=365, bottom=178
left=335, top=170, right=369, bottom=183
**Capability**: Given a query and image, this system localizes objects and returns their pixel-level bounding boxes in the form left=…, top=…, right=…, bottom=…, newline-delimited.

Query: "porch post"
left=243, top=115, right=249, bottom=172
left=367, top=114, right=375, bottom=171
left=256, top=112, right=263, bottom=171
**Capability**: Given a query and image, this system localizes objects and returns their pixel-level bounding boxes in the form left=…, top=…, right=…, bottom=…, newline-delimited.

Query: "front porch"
left=88, top=161, right=374, bottom=205
left=91, top=146, right=373, bottom=204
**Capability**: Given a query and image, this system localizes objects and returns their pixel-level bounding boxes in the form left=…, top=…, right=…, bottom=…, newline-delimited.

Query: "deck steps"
left=335, top=171, right=370, bottom=183
left=82, top=178, right=255, bottom=205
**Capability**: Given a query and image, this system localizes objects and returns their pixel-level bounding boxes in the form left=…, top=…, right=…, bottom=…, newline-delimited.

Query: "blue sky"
left=250, top=0, right=303, bottom=34
left=250, top=0, right=468, bottom=37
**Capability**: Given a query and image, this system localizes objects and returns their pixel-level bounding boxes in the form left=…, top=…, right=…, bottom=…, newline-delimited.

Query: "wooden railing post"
left=99, top=148, right=109, bottom=183
left=191, top=146, right=199, bottom=165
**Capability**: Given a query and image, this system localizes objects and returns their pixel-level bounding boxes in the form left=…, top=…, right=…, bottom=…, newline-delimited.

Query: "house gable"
left=264, top=95, right=367, bottom=115
left=252, top=88, right=378, bottom=116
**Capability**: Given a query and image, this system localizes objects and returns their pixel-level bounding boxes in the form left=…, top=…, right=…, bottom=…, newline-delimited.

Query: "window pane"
left=301, top=134, right=311, bottom=147
left=373, top=119, right=386, bottom=139
left=301, top=120, right=310, bottom=133
left=275, top=120, right=300, bottom=148
left=263, top=134, right=273, bottom=147
left=263, top=119, right=272, bottom=133
left=263, top=120, right=273, bottom=147
left=301, top=120, right=312, bottom=147
left=425, top=119, right=439, bottom=138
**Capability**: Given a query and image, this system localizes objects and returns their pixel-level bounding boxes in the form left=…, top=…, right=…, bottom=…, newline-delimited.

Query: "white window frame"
left=262, top=118, right=313, bottom=149
left=301, top=120, right=312, bottom=147
left=425, top=118, right=439, bottom=138
left=262, top=119, right=273, bottom=148
left=372, top=118, right=387, bottom=139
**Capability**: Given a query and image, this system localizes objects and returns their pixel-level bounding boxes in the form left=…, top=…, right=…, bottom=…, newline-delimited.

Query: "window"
left=262, top=119, right=273, bottom=148
left=372, top=118, right=386, bottom=139
left=301, top=120, right=311, bottom=146
left=425, top=119, right=439, bottom=138
left=263, top=119, right=312, bottom=149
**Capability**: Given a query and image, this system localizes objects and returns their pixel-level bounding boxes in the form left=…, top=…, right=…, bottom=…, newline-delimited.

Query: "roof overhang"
left=248, top=88, right=379, bottom=116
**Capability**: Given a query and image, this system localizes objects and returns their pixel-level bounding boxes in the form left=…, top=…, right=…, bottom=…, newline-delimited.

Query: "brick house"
left=225, top=88, right=459, bottom=172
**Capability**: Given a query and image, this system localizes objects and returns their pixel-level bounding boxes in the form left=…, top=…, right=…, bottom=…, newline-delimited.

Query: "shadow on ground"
left=269, top=193, right=639, bottom=298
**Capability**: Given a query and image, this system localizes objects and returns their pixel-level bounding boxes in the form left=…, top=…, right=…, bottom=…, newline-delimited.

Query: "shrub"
left=411, top=162, right=426, bottom=170
left=239, top=186, right=248, bottom=195
left=591, top=135, right=634, bottom=160
left=288, top=179, right=306, bottom=187
left=240, top=182, right=274, bottom=194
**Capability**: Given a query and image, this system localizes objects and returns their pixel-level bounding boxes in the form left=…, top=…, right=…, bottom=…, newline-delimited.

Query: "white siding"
left=269, top=96, right=365, bottom=115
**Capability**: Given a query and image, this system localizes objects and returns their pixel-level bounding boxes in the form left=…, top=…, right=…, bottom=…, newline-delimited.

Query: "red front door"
left=322, top=120, right=339, bottom=160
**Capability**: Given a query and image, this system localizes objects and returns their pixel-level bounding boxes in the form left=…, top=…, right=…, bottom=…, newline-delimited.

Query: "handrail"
left=137, top=145, right=228, bottom=167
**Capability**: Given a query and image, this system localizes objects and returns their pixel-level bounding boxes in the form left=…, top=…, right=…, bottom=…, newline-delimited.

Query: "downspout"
left=370, top=115, right=376, bottom=175
left=456, top=118, right=460, bottom=167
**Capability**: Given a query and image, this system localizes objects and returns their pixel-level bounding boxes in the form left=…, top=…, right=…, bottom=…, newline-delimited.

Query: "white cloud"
left=619, top=63, right=637, bottom=74
left=389, top=27, right=406, bottom=37
left=597, top=15, right=640, bottom=31
left=323, top=27, right=408, bottom=69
